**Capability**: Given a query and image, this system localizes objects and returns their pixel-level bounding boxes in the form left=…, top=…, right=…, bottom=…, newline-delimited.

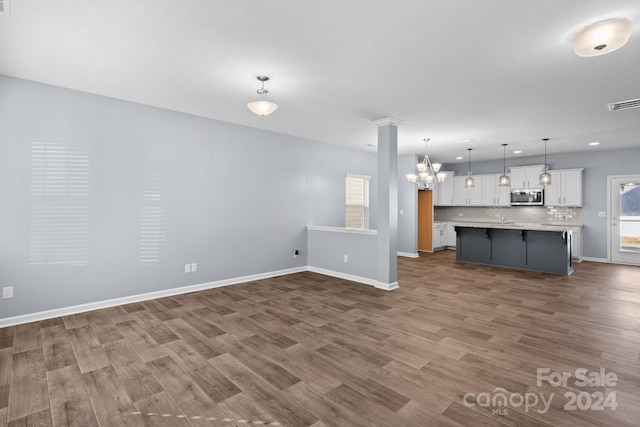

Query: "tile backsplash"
left=434, top=206, right=582, bottom=225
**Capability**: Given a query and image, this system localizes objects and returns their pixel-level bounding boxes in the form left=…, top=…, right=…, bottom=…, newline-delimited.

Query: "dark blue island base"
left=455, top=226, right=573, bottom=275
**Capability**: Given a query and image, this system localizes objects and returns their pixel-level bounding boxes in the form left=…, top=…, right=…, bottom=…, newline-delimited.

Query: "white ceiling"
left=1, top=0, right=639, bottom=163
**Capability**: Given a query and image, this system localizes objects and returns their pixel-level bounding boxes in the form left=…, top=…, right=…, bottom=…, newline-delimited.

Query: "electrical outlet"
left=191, top=263, right=197, bottom=272
left=344, top=255, right=348, bottom=263
left=2, top=287, right=13, bottom=299
left=184, top=264, right=191, bottom=273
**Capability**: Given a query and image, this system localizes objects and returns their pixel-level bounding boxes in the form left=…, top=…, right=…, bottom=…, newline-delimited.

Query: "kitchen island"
left=454, top=223, right=573, bottom=275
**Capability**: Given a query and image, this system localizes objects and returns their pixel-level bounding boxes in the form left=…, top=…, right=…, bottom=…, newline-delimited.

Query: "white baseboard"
left=375, top=281, right=399, bottom=291
left=581, top=257, right=609, bottom=263
left=397, top=252, right=419, bottom=258
left=306, top=266, right=378, bottom=287
left=2, top=263, right=402, bottom=327
left=0, top=266, right=307, bottom=328
left=307, top=266, right=400, bottom=291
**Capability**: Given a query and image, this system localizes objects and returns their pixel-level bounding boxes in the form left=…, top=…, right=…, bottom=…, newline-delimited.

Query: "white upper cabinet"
left=509, top=165, right=545, bottom=189
left=433, top=171, right=455, bottom=206
left=481, top=174, right=511, bottom=206
left=468, top=179, right=483, bottom=205
left=454, top=175, right=482, bottom=206
left=481, top=175, right=496, bottom=205
left=453, top=176, right=467, bottom=205
left=496, top=178, right=511, bottom=206
left=544, top=169, right=583, bottom=207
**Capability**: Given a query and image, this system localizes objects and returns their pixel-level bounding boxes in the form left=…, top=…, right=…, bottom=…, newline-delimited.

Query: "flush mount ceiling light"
left=247, top=76, right=278, bottom=116
left=499, top=143, right=510, bottom=187
left=465, top=148, right=474, bottom=188
left=572, top=17, right=633, bottom=57
left=406, top=138, right=447, bottom=189
left=539, top=138, right=552, bottom=185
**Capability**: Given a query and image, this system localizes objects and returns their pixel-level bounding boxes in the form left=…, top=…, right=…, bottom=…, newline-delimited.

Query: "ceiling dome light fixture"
left=572, top=17, right=633, bottom=57
left=247, top=75, right=278, bottom=116
left=465, top=148, right=474, bottom=188
left=539, top=138, right=552, bottom=185
left=499, top=143, right=510, bottom=187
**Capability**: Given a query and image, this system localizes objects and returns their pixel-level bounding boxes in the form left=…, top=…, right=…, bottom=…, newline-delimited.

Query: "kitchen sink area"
left=432, top=205, right=584, bottom=264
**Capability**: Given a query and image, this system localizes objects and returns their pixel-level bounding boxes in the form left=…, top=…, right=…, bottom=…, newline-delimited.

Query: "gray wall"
left=438, top=148, right=640, bottom=259
left=0, top=75, right=377, bottom=319
left=397, top=154, right=418, bottom=255
left=307, top=228, right=378, bottom=282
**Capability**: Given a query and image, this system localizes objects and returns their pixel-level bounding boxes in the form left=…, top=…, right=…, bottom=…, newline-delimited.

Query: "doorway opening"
left=609, top=175, right=640, bottom=265
left=417, top=189, right=433, bottom=252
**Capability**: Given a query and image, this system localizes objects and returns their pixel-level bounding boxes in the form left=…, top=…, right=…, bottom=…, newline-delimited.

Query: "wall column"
left=373, top=117, right=402, bottom=290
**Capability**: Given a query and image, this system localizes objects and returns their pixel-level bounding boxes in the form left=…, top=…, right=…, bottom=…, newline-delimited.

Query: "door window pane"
left=620, top=183, right=640, bottom=252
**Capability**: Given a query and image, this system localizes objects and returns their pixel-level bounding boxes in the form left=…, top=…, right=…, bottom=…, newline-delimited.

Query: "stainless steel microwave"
left=511, top=189, right=544, bottom=206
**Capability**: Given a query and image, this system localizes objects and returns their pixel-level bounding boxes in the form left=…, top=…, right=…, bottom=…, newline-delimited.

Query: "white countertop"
left=441, top=221, right=580, bottom=232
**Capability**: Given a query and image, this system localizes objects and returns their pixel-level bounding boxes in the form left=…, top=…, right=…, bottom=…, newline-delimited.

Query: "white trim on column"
left=372, top=117, right=403, bottom=128
left=397, top=252, right=419, bottom=258
left=375, top=281, right=399, bottom=291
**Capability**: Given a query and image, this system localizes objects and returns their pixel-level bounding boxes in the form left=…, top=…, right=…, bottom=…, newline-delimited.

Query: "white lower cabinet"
left=433, top=222, right=456, bottom=249
left=572, top=227, right=582, bottom=262
left=432, top=222, right=447, bottom=250
left=446, top=223, right=456, bottom=247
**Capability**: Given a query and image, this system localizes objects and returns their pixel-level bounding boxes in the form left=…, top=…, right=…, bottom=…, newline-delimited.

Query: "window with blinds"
left=345, top=174, right=370, bottom=229
left=139, top=148, right=167, bottom=265
left=29, top=141, right=91, bottom=265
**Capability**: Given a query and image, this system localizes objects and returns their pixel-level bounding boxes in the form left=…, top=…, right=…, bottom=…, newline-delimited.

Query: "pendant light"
left=464, top=148, right=474, bottom=188
left=539, top=138, right=552, bottom=185
left=247, top=76, right=278, bottom=116
left=498, top=143, right=510, bottom=186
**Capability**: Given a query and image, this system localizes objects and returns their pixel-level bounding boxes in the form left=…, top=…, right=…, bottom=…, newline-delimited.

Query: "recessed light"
left=453, top=138, right=473, bottom=145
left=589, top=142, right=600, bottom=146
left=456, top=156, right=463, bottom=160
left=513, top=150, right=522, bottom=154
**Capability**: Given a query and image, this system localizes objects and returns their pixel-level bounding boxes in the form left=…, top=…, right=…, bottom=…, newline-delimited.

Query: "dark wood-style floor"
left=1, top=251, right=639, bottom=426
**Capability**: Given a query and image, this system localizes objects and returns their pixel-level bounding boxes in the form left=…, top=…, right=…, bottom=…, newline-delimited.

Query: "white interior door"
left=610, top=175, right=640, bottom=265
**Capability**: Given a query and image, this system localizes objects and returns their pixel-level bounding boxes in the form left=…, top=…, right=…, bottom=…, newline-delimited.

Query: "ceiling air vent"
left=608, top=98, right=640, bottom=112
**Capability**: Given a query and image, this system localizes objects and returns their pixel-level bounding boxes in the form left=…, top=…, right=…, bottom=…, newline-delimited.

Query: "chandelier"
left=406, top=138, right=446, bottom=189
